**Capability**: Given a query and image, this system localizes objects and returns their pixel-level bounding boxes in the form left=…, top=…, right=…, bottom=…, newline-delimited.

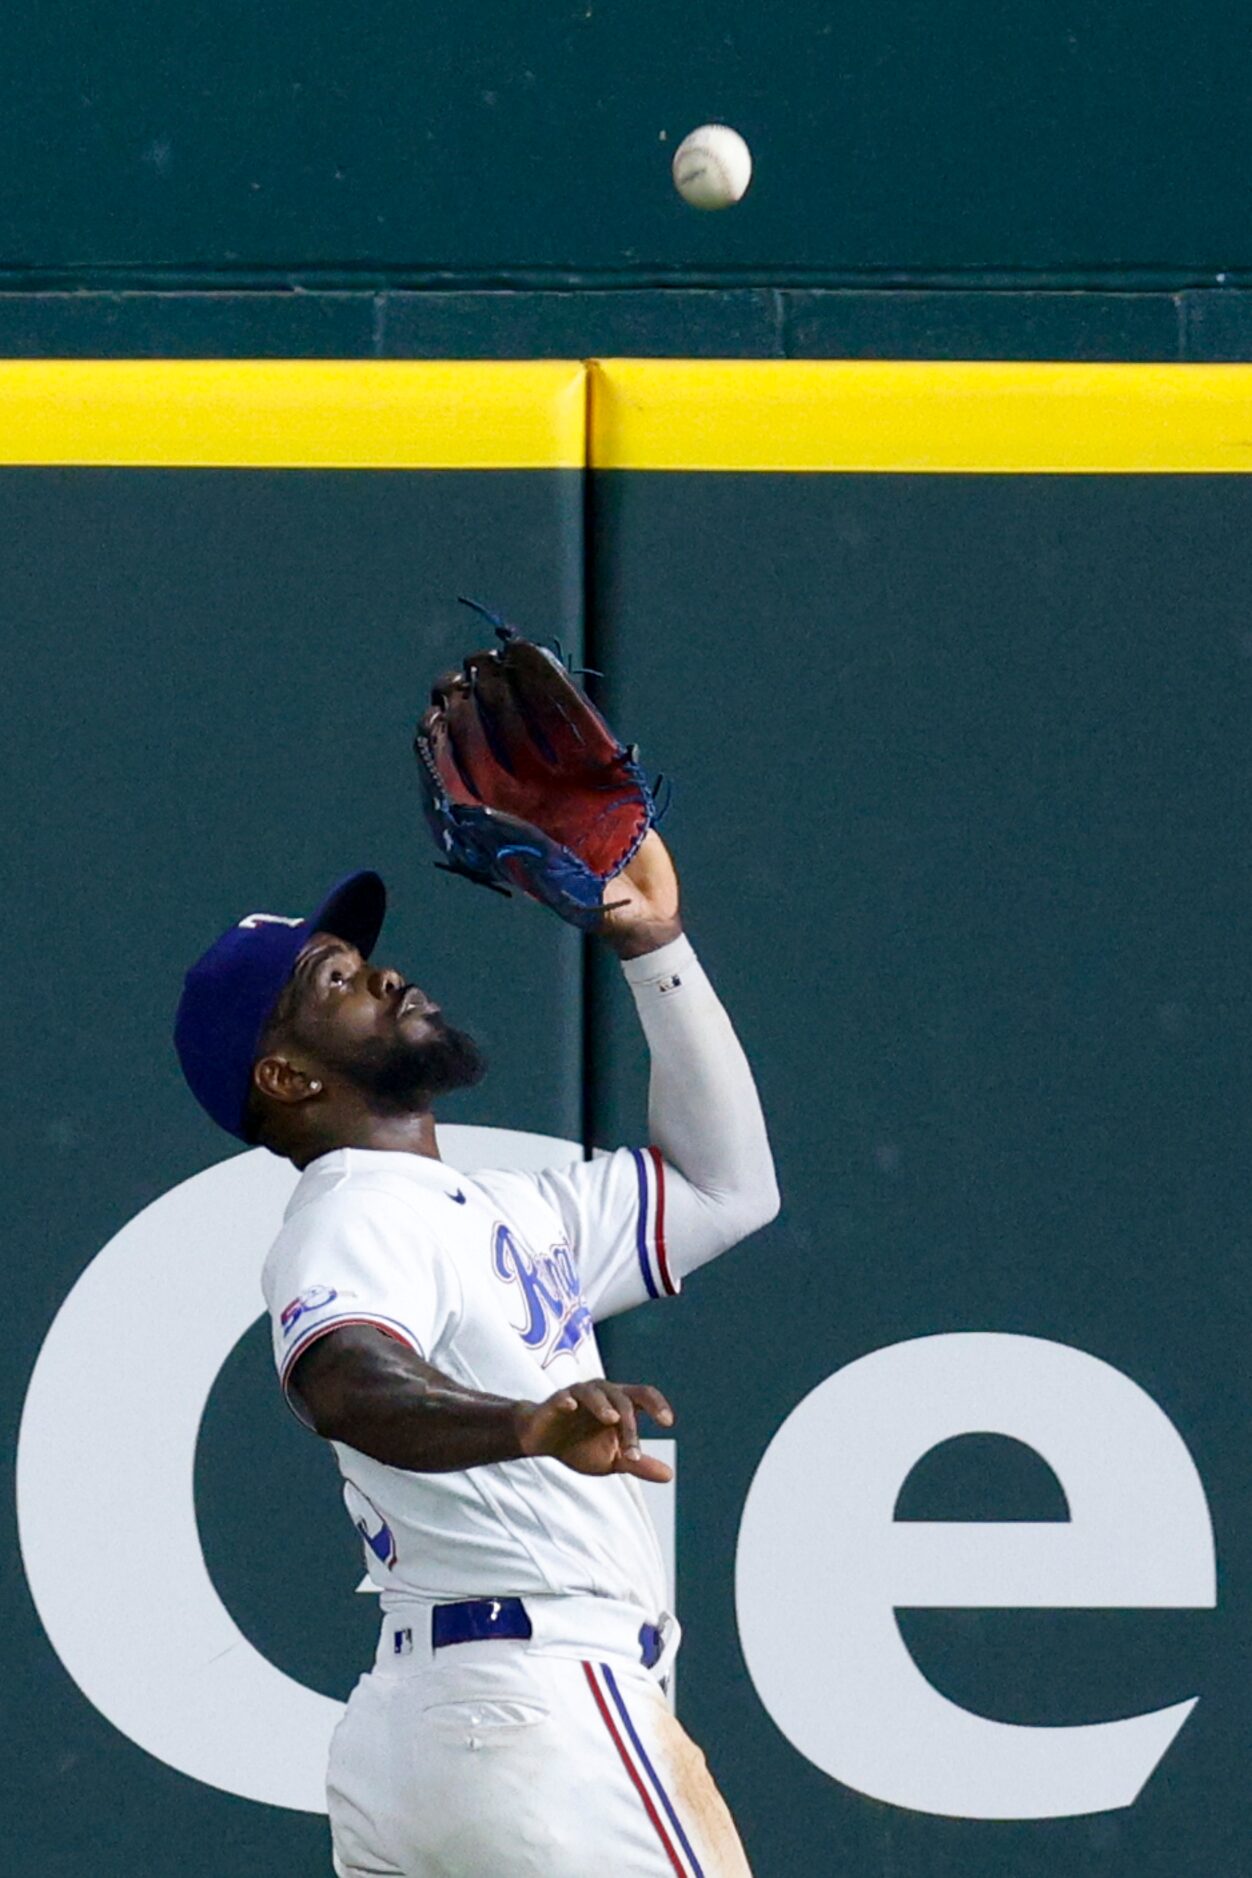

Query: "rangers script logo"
left=491, top=1222, right=592, bottom=1365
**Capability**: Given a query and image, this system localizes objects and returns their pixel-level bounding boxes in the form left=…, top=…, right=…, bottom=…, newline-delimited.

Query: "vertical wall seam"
left=772, top=287, right=789, bottom=360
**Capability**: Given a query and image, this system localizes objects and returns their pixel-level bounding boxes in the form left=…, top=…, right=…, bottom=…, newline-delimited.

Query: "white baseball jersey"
left=262, top=1139, right=678, bottom=1614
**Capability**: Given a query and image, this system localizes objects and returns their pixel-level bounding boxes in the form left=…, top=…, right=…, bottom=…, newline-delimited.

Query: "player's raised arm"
left=413, top=617, right=778, bottom=1295
left=596, top=831, right=781, bottom=1280
left=289, top=1322, right=674, bottom=1482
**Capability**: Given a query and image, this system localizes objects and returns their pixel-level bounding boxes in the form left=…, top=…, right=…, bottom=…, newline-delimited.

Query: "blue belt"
left=431, top=1598, right=532, bottom=1648
left=432, top=1598, right=663, bottom=1669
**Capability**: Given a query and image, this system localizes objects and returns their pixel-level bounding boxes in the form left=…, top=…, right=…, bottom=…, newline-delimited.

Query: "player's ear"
left=252, top=1053, right=324, bottom=1108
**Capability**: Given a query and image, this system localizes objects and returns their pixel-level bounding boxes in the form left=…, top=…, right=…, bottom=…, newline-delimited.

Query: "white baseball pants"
left=327, top=1605, right=752, bottom=1877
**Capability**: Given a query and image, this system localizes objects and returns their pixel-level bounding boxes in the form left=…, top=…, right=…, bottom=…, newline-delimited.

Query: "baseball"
left=672, top=123, right=752, bottom=210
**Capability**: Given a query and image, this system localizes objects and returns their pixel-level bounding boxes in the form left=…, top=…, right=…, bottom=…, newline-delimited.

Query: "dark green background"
left=5, top=459, right=1247, bottom=1874
left=5, top=0, right=1252, bottom=286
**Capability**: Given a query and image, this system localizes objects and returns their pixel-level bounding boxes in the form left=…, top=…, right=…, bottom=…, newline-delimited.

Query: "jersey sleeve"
left=263, top=1185, right=459, bottom=1421
left=527, top=1147, right=679, bottom=1322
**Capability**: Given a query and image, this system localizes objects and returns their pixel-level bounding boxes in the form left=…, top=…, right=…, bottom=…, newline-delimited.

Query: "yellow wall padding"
left=0, top=361, right=587, bottom=468
left=589, top=359, right=1252, bottom=472
left=6, top=357, right=1252, bottom=473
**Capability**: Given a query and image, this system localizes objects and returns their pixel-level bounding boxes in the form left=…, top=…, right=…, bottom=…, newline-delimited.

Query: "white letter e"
left=735, top=1333, right=1216, bottom=1820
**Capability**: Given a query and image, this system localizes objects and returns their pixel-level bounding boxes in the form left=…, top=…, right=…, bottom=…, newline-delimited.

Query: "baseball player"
left=175, top=829, right=778, bottom=1875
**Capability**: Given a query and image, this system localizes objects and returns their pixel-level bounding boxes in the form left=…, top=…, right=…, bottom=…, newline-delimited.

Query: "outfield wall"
left=4, top=361, right=1249, bottom=1876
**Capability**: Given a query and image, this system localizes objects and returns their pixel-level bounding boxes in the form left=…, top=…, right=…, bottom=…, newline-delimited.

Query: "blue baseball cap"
left=174, top=870, right=387, bottom=1140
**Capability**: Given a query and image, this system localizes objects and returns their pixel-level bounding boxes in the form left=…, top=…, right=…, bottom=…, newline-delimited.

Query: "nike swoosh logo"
left=447, top=1189, right=467, bottom=1204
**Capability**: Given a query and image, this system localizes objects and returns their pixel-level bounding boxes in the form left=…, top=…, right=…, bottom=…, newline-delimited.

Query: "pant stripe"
left=582, top=1661, right=690, bottom=1877
left=601, top=1661, right=705, bottom=1877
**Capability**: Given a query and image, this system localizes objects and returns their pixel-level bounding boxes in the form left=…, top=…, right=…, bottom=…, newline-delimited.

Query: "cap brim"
left=307, top=870, right=387, bottom=958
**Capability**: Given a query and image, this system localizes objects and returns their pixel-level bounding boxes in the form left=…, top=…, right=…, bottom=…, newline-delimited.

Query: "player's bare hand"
left=598, top=831, right=683, bottom=961
left=517, top=1380, right=675, bottom=1482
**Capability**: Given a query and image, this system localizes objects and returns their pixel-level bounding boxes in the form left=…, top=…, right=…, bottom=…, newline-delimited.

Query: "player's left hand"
left=598, top=831, right=684, bottom=961
left=518, top=1379, right=675, bottom=1482
left=414, top=615, right=664, bottom=932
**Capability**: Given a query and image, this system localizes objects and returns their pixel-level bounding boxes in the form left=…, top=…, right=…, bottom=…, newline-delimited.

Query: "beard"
left=335, top=1017, right=487, bottom=1114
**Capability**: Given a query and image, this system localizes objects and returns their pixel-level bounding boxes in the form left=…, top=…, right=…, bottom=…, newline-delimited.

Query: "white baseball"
left=672, top=124, right=752, bottom=210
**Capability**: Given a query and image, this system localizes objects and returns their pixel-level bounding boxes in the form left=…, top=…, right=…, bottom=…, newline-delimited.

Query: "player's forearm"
left=293, top=1332, right=667, bottom=1482
left=623, top=935, right=780, bottom=1259
left=292, top=1329, right=532, bottom=1472
left=330, top=1376, right=534, bottom=1473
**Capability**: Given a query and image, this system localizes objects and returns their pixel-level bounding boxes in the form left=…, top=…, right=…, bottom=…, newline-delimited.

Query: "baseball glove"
left=414, top=602, right=662, bottom=930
